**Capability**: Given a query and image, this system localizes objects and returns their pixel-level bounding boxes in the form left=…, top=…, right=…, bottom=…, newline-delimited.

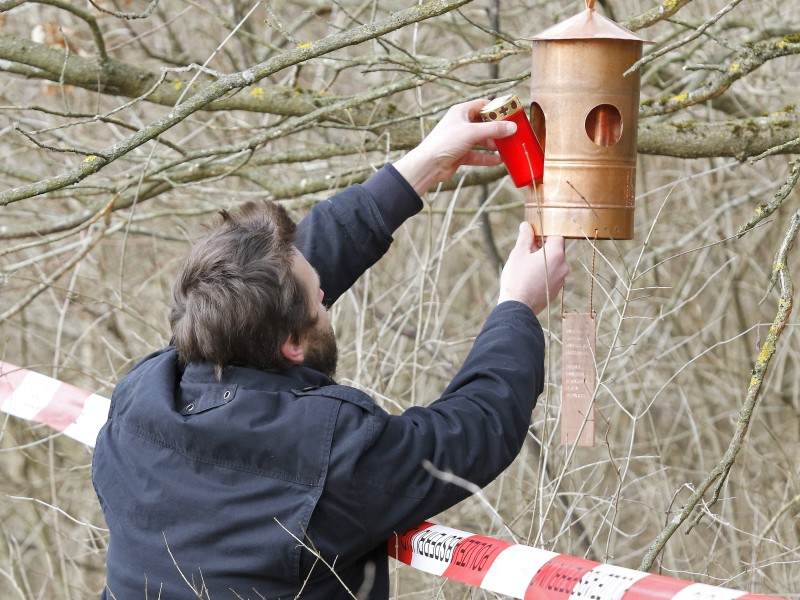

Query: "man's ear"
left=280, top=334, right=305, bottom=364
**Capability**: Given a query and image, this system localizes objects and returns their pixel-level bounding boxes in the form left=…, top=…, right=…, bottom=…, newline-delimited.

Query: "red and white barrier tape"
left=389, top=522, right=783, bottom=599
left=0, top=361, right=788, bottom=600
left=1, top=361, right=109, bottom=448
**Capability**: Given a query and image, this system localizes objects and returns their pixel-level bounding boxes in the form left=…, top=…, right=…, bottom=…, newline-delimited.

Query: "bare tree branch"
left=626, top=0, right=746, bottom=75
left=640, top=36, right=800, bottom=117
left=639, top=109, right=800, bottom=159
left=639, top=205, right=798, bottom=572
left=621, top=0, right=695, bottom=32
left=0, top=0, right=473, bottom=206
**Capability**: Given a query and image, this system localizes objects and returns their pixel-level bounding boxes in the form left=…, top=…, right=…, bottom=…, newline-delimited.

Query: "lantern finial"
left=586, top=0, right=595, bottom=10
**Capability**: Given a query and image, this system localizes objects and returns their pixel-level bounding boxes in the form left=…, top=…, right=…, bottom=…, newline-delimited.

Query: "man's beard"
left=303, top=322, right=338, bottom=379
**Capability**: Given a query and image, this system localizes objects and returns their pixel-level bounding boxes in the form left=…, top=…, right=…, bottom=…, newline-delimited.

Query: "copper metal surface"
left=526, top=8, right=649, bottom=239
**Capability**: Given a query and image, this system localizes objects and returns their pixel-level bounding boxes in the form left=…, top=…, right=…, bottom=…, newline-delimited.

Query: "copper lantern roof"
left=528, top=8, right=652, bottom=44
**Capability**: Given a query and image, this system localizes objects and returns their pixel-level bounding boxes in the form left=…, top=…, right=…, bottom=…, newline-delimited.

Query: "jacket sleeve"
left=294, top=164, right=422, bottom=306
left=307, top=301, right=545, bottom=557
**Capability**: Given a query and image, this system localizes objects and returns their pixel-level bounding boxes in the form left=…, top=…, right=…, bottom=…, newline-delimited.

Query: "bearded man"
left=92, top=100, right=568, bottom=600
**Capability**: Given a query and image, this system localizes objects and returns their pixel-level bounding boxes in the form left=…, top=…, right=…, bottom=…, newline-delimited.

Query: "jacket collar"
left=182, top=361, right=335, bottom=392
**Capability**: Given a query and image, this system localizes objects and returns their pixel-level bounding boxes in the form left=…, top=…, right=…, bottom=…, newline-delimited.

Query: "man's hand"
left=498, top=223, right=568, bottom=315
left=393, top=99, right=517, bottom=196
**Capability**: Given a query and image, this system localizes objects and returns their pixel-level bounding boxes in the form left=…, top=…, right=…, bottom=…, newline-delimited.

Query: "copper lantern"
left=526, top=2, right=651, bottom=239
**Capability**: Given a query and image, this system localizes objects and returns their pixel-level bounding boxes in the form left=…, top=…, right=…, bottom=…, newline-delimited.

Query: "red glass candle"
left=480, top=94, right=544, bottom=188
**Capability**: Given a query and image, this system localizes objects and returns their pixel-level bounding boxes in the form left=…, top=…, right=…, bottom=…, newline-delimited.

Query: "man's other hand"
left=498, top=223, right=568, bottom=315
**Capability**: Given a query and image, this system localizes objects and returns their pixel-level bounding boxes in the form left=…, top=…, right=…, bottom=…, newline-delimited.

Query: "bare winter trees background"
left=1, top=0, right=799, bottom=597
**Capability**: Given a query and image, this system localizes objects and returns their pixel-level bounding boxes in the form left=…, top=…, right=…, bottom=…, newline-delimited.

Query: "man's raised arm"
left=295, top=100, right=518, bottom=306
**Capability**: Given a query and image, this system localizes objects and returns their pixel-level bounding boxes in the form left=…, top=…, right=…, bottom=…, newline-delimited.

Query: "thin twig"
left=86, top=0, right=160, bottom=20
left=625, top=0, right=745, bottom=76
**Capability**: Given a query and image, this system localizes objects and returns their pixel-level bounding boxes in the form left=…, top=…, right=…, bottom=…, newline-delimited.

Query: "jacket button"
left=186, top=403, right=194, bottom=412
left=223, top=390, right=231, bottom=400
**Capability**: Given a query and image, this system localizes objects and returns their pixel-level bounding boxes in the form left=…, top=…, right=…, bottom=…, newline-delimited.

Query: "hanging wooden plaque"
left=561, top=312, right=597, bottom=447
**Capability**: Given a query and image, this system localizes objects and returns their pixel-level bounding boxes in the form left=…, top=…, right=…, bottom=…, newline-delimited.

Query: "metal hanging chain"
left=589, top=229, right=597, bottom=317
left=561, top=229, right=598, bottom=318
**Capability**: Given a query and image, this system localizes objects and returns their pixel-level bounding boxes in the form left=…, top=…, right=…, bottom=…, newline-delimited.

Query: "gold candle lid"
left=479, top=94, right=524, bottom=122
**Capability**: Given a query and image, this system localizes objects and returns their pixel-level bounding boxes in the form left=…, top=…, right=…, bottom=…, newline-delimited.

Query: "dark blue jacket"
left=92, top=165, right=545, bottom=599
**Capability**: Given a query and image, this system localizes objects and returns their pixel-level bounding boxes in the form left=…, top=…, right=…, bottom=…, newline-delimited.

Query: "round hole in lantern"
left=585, top=104, right=622, bottom=147
left=530, top=102, right=546, bottom=152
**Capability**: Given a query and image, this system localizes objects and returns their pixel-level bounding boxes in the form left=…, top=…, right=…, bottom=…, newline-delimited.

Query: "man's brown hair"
left=169, top=201, right=317, bottom=378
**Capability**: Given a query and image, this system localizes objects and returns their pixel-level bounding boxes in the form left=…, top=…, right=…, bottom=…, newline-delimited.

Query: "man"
left=92, top=99, right=569, bottom=600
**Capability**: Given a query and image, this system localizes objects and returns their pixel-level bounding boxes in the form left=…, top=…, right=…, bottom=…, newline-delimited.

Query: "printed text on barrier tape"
left=0, top=361, right=788, bottom=600
left=388, top=523, right=784, bottom=600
